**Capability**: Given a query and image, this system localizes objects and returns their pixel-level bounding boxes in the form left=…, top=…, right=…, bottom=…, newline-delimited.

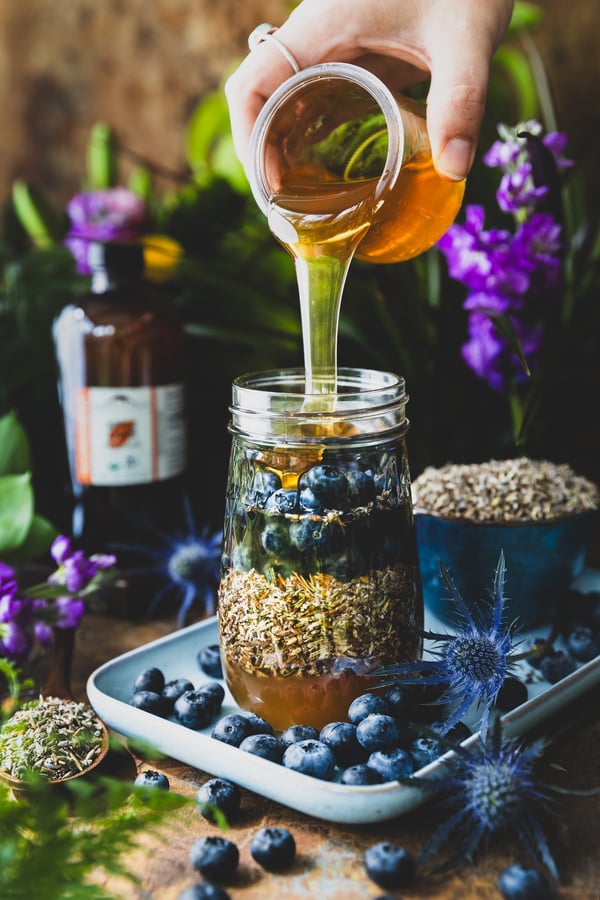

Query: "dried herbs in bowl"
left=0, top=696, right=109, bottom=786
left=412, top=458, right=599, bottom=627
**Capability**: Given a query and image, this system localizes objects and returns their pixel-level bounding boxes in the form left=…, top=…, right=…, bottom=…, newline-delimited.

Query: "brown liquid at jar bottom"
left=223, top=655, right=418, bottom=732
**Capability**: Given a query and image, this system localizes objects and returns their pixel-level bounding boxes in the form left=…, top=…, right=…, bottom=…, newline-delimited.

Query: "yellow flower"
left=142, top=234, right=183, bottom=282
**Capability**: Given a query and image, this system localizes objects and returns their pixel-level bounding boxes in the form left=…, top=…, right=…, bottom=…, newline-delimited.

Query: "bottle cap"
left=88, top=241, right=145, bottom=277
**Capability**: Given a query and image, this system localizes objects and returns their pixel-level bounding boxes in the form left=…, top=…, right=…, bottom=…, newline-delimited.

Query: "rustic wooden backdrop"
left=0, top=0, right=598, bottom=205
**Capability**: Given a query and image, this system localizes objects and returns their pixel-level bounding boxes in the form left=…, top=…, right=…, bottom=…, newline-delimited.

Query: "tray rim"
left=86, top=614, right=600, bottom=825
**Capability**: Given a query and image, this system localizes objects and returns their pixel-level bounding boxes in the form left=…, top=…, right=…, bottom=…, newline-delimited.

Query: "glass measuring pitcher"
left=248, top=62, right=465, bottom=264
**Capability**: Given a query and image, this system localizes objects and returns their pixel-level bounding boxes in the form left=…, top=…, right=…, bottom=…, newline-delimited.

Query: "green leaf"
left=86, top=122, right=118, bottom=189
left=0, top=411, right=31, bottom=475
left=492, top=46, right=539, bottom=121
left=507, top=1, right=544, bottom=34
left=479, top=307, right=532, bottom=377
left=185, top=92, right=248, bottom=192
left=11, top=181, right=58, bottom=249
left=0, top=472, right=34, bottom=552
left=4, top=513, right=57, bottom=564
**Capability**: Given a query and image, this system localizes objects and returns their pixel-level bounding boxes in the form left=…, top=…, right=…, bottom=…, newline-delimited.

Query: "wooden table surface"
left=70, top=611, right=600, bottom=900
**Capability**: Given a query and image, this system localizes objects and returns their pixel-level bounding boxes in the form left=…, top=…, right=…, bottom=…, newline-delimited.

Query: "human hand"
left=225, top=0, right=514, bottom=180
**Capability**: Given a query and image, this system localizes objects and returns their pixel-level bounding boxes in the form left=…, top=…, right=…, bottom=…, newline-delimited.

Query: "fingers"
left=424, top=1, right=514, bottom=179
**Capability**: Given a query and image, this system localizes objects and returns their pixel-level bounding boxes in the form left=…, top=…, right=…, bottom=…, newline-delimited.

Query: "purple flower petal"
left=55, top=597, right=86, bottom=629
left=51, top=534, right=74, bottom=566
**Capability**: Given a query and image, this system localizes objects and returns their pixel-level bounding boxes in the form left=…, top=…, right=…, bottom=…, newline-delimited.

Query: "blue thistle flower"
left=373, top=551, right=521, bottom=736
left=114, top=498, right=222, bottom=628
left=408, top=720, right=560, bottom=879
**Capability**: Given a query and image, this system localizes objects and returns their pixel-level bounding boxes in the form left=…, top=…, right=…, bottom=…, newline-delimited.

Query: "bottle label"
left=75, top=384, right=185, bottom=486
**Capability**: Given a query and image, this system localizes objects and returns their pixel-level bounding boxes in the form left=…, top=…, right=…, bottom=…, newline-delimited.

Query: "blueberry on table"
left=356, top=714, right=401, bottom=751
left=567, top=625, right=599, bottom=662
left=539, top=649, right=577, bottom=684
left=197, top=682, right=225, bottom=716
left=282, top=739, right=336, bottom=780
left=244, top=712, right=274, bottom=735
left=134, top=769, right=170, bottom=790
left=264, top=488, right=299, bottom=515
left=497, top=864, right=554, bottom=899
left=250, top=826, right=296, bottom=871
left=174, top=690, right=214, bottom=729
left=319, top=721, right=365, bottom=767
left=305, top=464, right=350, bottom=509
left=131, top=690, right=168, bottom=716
left=162, top=678, right=194, bottom=710
left=211, top=713, right=254, bottom=747
left=195, top=777, right=241, bottom=825
left=340, top=764, right=384, bottom=786
left=367, top=747, right=414, bottom=782
left=409, top=736, right=442, bottom=770
left=239, top=733, right=285, bottom=763
left=364, top=842, right=415, bottom=890
left=280, top=724, right=320, bottom=747
left=347, top=692, right=391, bottom=724
left=197, top=644, right=224, bottom=678
left=189, top=836, right=239, bottom=883
left=132, top=666, right=165, bottom=695
left=178, top=884, right=231, bottom=900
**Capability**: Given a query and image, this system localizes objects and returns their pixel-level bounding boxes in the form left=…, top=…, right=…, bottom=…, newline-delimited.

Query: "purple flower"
left=62, top=551, right=98, bottom=593
left=51, top=534, right=74, bottom=566
left=0, top=592, right=26, bottom=623
left=462, top=310, right=542, bottom=393
left=0, top=620, right=33, bottom=663
left=497, top=163, right=548, bottom=216
left=55, top=597, right=86, bottom=630
left=33, top=619, right=54, bottom=648
left=542, top=131, right=574, bottom=172
left=65, top=187, right=147, bottom=274
left=511, top=214, right=562, bottom=286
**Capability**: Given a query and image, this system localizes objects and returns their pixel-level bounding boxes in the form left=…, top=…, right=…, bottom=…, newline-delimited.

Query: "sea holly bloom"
left=65, top=187, right=147, bottom=274
left=373, top=553, right=520, bottom=736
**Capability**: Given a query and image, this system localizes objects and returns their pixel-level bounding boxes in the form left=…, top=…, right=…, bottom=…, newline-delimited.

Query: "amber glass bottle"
left=53, top=242, right=187, bottom=611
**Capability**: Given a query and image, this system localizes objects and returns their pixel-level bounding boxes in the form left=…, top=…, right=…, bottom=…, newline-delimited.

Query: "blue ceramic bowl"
left=415, top=511, right=596, bottom=628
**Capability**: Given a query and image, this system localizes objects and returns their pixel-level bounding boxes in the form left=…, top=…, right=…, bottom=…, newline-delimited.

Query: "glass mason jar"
left=218, top=368, right=423, bottom=730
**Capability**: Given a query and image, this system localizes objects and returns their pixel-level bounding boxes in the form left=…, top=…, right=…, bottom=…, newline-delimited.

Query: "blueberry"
left=195, top=777, right=241, bottom=825
left=239, top=733, right=285, bottom=763
left=132, top=666, right=165, bottom=695
left=189, top=836, right=239, bottom=883
left=348, top=692, right=391, bottom=724
left=305, top=465, right=349, bottom=509
left=250, top=826, right=296, bottom=871
left=340, top=764, right=384, bottom=786
left=131, top=690, right=168, bottom=716
left=260, top=522, right=290, bottom=555
left=298, top=487, right=324, bottom=513
left=319, top=721, right=365, bottom=767
left=248, top=469, right=281, bottom=506
left=409, top=736, right=442, bottom=769
left=174, top=690, right=214, bottom=729
left=540, top=649, right=578, bottom=684
left=383, top=684, right=413, bottom=718
left=162, top=678, right=194, bottom=710
left=289, top=517, right=329, bottom=551
left=346, top=469, right=376, bottom=505
left=197, top=681, right=226, bottom=716
left=497, top=864, right=554, bottom=899
left=178, top=884, right=231, bottom=900
left=364, top=842, right=415, bottom=890
left=367, top=747, right=414, bottom=782
left=527, top=637, right=550, bottom=669
left=282, top=739, right=336, bottom=780
left=244, top=713, right=274, bottom=735
left=211, top=713, right=253, bottom=747
left=134, top=769, right=170, bottom=790
left=356, top=713, right=401, bottom=751
left=264, top=488, right=299, bottom=515
left=280, top=724, right=320, bottom=747
left=197, top=644, right=224, bottom=678
left=567, top=626, right=599, bottom=662
left=495, top=676, right=529, bottom=711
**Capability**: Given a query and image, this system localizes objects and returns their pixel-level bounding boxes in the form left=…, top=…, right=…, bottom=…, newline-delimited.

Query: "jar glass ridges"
left=218, top=368, right=423, bottom=730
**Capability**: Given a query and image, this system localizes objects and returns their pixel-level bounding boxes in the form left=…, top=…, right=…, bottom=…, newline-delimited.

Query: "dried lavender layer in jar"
left=412, top=457, right=599, bottom=522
